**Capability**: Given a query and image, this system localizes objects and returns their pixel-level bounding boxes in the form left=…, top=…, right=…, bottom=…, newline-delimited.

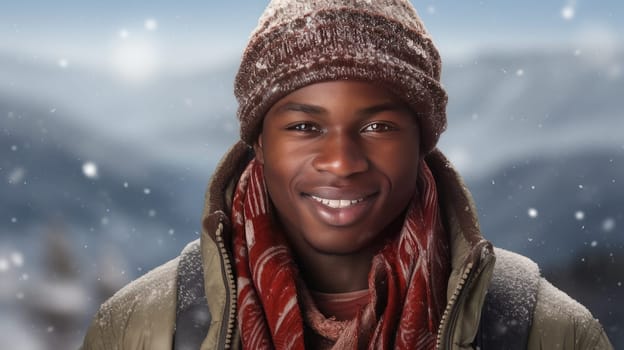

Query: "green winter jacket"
left=82, top=143, right=613, bottom=349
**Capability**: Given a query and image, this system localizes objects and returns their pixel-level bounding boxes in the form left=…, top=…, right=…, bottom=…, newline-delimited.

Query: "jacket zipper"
left=436, top=262, right=474, bottom=349
left=435, top=247, right=494, bottom=349
left=215, top=220, right=237, bottom=349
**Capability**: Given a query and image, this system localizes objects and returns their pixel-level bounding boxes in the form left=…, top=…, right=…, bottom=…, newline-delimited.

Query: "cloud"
left=574, top=22, right=621, bottom=65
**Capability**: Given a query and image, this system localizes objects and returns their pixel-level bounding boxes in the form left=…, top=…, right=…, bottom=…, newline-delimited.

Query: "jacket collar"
left=426, top=149, right=496, bottom=348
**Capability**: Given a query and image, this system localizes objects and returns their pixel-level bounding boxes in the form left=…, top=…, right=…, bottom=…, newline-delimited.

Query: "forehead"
left=264, top=81, right=416, bottom=122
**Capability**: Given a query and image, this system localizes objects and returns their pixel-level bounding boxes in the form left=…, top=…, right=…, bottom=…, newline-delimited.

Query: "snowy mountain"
left=0, top=95, right=206, bottom=269
left=1, top=48, right=623, bottom=346
left=439, top=49, right=624, bottom=176
left=0, top=51, right=240, bottom=173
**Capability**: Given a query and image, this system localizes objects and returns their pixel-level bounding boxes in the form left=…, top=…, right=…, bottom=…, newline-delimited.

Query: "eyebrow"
left=359, top=102, right=412, bottom=117
left=278, top=102, right=325, bottom=115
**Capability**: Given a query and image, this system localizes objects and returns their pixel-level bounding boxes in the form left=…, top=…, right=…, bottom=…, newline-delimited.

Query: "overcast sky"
left=1, top=1, right=622, bottom=77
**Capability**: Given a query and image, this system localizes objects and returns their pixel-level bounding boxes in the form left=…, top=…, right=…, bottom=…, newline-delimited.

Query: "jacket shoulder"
left=82, top=256, right=179, bottom=350
left=478, top=248, right=540, bottom=349
left=528, top=277, right=613, bottom=349
left=487, top=248, right=612, bottom=349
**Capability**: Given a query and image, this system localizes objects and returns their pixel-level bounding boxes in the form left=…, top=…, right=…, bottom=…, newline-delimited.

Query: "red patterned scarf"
left=232, top=159, right=449, bottom=349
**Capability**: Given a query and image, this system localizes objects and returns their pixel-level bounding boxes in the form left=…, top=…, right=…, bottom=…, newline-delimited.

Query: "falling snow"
left=2, top=4, right=622, bottom=349
left=528, top=208, right=539, bottom=218
left=10, top=252, right=24, bottom=267
left=8, top=167, right=25, bottom=184
left=82, top=161, right=98, bottom=179
left=602, top=218, right=616, bottom=232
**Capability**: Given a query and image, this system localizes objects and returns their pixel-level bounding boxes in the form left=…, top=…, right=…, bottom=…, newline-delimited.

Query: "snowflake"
left=8, top=167, right=25, bottom=184
left=527, top=208, right=539, bottom=218
left=10, top=252, right=23, bottom=267
left=82, top=161, right=98, bottom=179
left=602, top=218, right=616, bottom=232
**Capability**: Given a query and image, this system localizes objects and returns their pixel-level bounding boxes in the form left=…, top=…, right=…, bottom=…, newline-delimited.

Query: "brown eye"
left=286, top=122, right=322, bottom=133
left=362, top=122, right=395, bottom=132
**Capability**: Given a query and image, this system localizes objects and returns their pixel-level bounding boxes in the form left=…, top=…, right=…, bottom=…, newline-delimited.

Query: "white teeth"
left=310, top=195, right=364, bottom=208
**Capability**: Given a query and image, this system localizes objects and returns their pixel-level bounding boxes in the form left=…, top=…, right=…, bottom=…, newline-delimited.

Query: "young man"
left=83, top=1, right=613, bottom=349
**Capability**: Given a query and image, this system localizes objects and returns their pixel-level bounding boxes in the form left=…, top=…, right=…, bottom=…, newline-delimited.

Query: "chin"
left=304, top=231, right=378, bottom=257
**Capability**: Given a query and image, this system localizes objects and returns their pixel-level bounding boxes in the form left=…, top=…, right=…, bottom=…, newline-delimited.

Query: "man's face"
left=255, top=81, right=421, bottom=256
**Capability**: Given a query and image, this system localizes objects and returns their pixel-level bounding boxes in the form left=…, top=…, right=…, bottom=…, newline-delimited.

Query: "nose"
left=312, top=132, right=369, bottom=177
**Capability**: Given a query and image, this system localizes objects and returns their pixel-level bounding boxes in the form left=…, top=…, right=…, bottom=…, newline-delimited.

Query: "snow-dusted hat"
left=235, top=0, right=448, bottom=153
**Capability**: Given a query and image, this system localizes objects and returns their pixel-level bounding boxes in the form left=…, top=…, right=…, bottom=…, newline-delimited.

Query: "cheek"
left=372, top=140, right=419, bottom=177
left=261, top=156, right=308, bottom=236
left=261, top=135, right=310, bottom=188
left=261, top=144, right=302, bottom=208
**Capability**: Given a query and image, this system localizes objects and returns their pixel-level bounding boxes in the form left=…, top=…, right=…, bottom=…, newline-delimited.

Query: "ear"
left=253, top=133, right=265, bottom=164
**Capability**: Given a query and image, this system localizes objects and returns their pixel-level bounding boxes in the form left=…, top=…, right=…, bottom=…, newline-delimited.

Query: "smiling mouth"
left=308, top=195, right=366, bottom=209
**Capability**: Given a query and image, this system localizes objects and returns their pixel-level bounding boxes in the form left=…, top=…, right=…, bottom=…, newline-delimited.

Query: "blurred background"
left=1, top=1, right=622, bottom=348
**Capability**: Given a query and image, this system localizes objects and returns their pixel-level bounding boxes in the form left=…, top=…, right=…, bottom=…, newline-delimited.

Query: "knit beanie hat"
left=234, top=0, right=447, bottom=153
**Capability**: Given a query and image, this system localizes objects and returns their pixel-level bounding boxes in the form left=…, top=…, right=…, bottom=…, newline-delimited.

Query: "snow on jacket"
left=82, top=142, right=613, bottom=349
